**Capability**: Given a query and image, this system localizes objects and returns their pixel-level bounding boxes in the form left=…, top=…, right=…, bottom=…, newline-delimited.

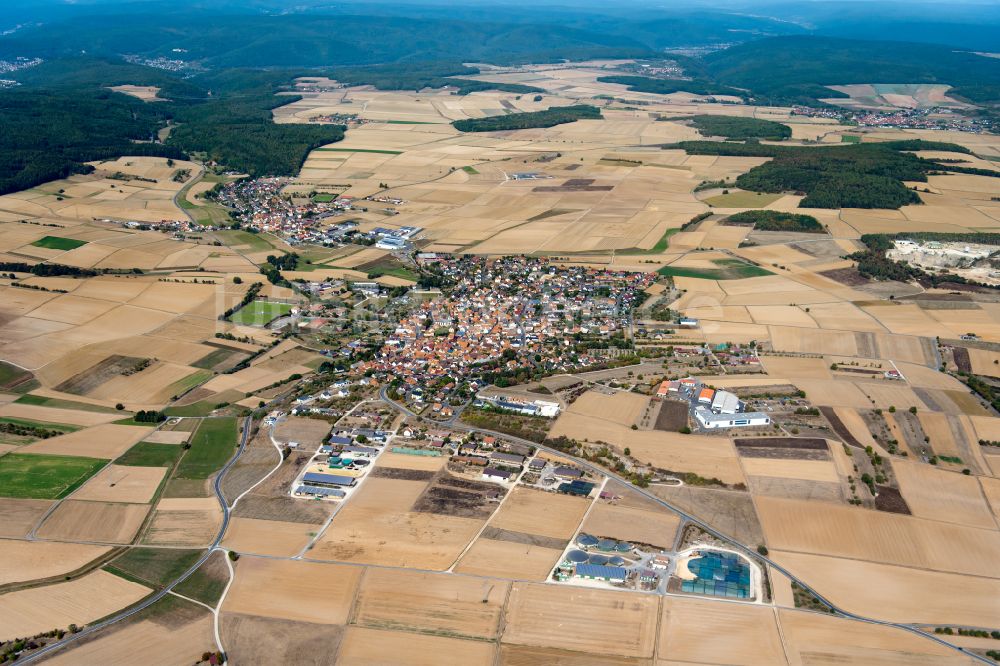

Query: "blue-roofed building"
left=294, top=485, right=347, bottom=499
left=340, top=444, right=378, bottom=457
left=558, top=479, right=595, bottom=497
left=302, top=472, right=356, bottom=488
left=574, top=564, right=627, bottom=582
left=328, top=435, right=352, bottom=446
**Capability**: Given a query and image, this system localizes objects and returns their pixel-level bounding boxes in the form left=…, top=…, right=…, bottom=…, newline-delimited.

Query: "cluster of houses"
left=292, top=427, right=392, bottom=500
left=361, top=256, right=652, bottom=407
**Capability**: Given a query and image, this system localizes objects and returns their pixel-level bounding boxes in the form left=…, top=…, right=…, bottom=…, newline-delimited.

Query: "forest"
left=667, top=140, right=976, bottom=209
left=682, top=115, right=791, bottom=140
left=725, top=210, right=823, bottom=233
left=452, top=105, right=602, bottom=132
left=597, top=75, right=744, bottom=98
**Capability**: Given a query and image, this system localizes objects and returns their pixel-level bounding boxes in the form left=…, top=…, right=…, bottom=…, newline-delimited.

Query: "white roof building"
left=711, top=390, right=741, bottom=415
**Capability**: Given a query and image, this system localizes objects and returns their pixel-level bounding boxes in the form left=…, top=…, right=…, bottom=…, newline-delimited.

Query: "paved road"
left=378, top=387, right=992, bottom=665
left=20, top=415, right=253, bottom=664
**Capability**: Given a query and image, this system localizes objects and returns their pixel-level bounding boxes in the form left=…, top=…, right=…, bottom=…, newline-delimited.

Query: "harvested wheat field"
left=580, top=501, right=680, bottom=549
left=35, top=500, right=149, bottom=544
left=499, top=644, right=645, bottom=666
left=0, top=402, right=120, bottom=426
left=549, top=415, right=745, bottom=485
left=353, top=568, right=508, bottom=639
left=564, top=390, right=649, bottom=427
left=0, top=540, right=111, bottom=585
left=337, top=626, right=496, bottom=666
left=223, top=558, right=361, bottom=624
left=772, top=550, right=1000, bottom=626
left=659, top=596, right=786, bottom=665
left=0, top=498, right=54, bottom=538
left=777, top=608, right=975, bottom=665
left=740, top=458, right=840, bottom=483
left=220, top=613, right=345, bottom=666
left=42, top=605, right=215, bottom=666
left=0, top=569, right=150, bottom=640
left=755, top=496, right=1000, bottom=578
left=893, top=460, right=997, bottom=529
left=72, top=464, right=167, bottom=504
left=142, top=497, right=222, bottom=547
left=19, top=423, right=153, bottom=458
left=502, top=583, right=658, bottom=659
left=312, top=477, right=484, bottom=569
left=375, top=450, right=446, bottom=471
left=221, top=517, right=320, bottom=557
left=453, top=538, right=564, bottom=581
left=488, top=486, right=591, bottom=541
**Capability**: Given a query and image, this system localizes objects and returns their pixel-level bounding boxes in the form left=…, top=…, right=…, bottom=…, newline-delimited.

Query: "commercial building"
left=697, top=388, right=715, bottom=404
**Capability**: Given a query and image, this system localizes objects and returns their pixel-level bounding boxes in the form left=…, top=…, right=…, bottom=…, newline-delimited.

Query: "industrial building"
left=574, top=563, right=627, bottom=583
left=558, top=479, right=595, bottom=497
left=697, top=388, right=715, bottom=404
left=483, top=467, right=514, bottom=482
left=695, top=408, right=770, bottom=429
left=710, top=390, right=741, bottom=415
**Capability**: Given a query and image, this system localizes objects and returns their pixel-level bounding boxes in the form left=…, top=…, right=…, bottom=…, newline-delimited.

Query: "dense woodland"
left=452, top=105, right=602, bottom=132
left=683, top=115, right=791, bottom=141
left=596, top=75, right=743, bottom=98
left=725, top=210, right=823, bottom=233
left=667, top=140, right=979, bottom=209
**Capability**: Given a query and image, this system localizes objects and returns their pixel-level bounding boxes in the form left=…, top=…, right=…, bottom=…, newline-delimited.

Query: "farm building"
left=656, top=380, right=680, bottom=397
left=558, top=479, right=595, bottom=497
left=574, top=563, right=627, bottom=583
left=491, top=451, right=526, bottom=466
left=339, top=444, right=379, bottom=457
left=483, top=467, right=514, bottom=482
left=697, top=388, right=715, bottom=404
left=553, top=466, right=583, bottom=480
left=528, top=458, right=546, bottom=471
left=679, top=318, right=699, bottom=328
left=695, top=408, right=770, bottom=429
left=302, top=472, right=356, bottom=488
left=295, top=485, right=347, bottom=499
left=710, top=390, right=740, bottom=415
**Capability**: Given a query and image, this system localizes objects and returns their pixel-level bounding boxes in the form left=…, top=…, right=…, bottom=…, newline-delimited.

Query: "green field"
left=312, top=193, right=336, bottom=203
left=166, top=369, right=213, bottom=398
left=704, top=191, right=783, bottom=208
left=173, top=552, right=229, bottom=606
left=191, top=348, right=241, bottom=371
left=841, top=134, right=862, bottom=144
left=174, top=417, right=238, bottom=479
left=0, top=361, right=35, bottom=393
left=30, top=235, right=87, bottom=251
left=116, top=441, right=185, bottom=467
left=105, top=548, right=204, bottom=587
left=461, top=165, right=480, bottom=174
left=624, top=227, right=680, bottom=255
left=164, top=399, right=228, bottom=418
left=229, top=300, right=293, bottom=325
left=14, top=393, right=122, bottom=414
left=659, top=258, right=771, bottom=280
left=215, top=229, right=277, bottom=252
left=0, top=453, right=107, bottom=499
left=314, top=147, right=402, bottom=155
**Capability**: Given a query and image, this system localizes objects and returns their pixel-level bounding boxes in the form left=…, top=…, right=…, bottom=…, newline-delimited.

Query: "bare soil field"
left=375, top=450, right=447, bottom=471
left=453, top=537, right=563, bottom=581
left=220, top=613, right=345, bottom=666
left=35, top=500, right=149, bottom=544
left=502, top=583, right=658, bottom=659
left=273, top=416, right=331, bottom=448
left=353, top=568, right=508, bottom=639
left=337, top=626, right=496, bottom=666
left=0, top=539, right=110, bottom=586
left=221, top=517, right=321, bottom=557
left=773, top=550, right=1000, bottom=626
left=649, top=485, right=764, bottom=547
left=223, top=558, right=361, bottom=624
left=499, top=645, right=647, bottom=665
left=659, top=596, right=786, bottom=665
left=142, top=497, right=222, bottom=547
left=488, top=486, right=591, bottom=541
left=755, top=496, right=1000, bottom=578
left=0, top=569, right=150, bottom=640
left=72, top=464, right=167, bottom=504
left=580, top=501, right=680, bottom=549
left=0, top=497, right=54, bottom=537
left=312, top=477, right=484, bottom=569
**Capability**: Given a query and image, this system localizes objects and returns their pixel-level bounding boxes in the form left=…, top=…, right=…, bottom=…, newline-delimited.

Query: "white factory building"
left=695, top=407, right=770, bottom=429
left=710, top=390, right=741, bottom=415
